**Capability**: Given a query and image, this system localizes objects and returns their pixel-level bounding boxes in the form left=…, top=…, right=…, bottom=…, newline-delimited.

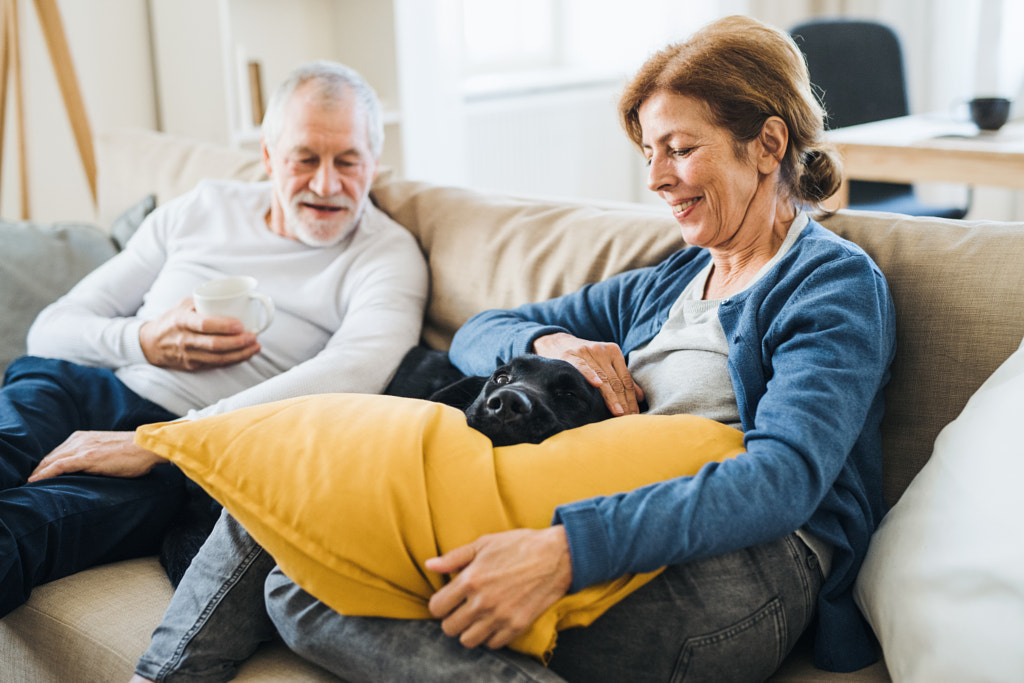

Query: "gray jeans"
left=135, top=511, right=277, bottom=682
left=137, top=511, right=822, bottom=683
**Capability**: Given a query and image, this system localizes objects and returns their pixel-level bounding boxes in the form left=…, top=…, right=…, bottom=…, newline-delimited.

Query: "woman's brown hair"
left=619, top=15, right=842, bottom=205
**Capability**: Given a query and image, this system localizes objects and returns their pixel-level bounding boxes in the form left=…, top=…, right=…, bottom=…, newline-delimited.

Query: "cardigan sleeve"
left=553, top=249, right=896, bottom=591
left=449, top=265, right=661, bottom=377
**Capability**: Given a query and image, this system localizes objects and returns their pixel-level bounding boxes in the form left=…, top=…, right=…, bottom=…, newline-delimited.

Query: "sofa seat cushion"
left=0, top=556, right=891, bottom=683
left=0, top=557, right=888, bottom=682
left=0, top=557, right=340, bottom=682
left=768, top=641, right=890, bottom=682
left=0, top=558, right=169, bottom=681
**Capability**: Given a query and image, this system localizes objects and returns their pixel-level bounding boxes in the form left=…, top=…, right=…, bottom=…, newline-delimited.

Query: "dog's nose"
left=486, top=389, right=532, bottom=420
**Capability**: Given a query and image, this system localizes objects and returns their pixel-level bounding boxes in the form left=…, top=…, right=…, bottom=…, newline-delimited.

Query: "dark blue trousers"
left=0, top=356, right=187, bottom=616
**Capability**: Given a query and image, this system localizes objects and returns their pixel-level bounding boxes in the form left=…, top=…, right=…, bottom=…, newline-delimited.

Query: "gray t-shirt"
left=627, top=213, right=832, bottom=577
left=629, top=213, right=808, bottom=422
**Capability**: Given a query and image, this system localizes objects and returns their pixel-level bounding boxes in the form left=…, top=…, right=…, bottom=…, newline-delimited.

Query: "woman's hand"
left=140, top=298, right=261, bottom=371
left=425, top=526, right=573, bottom=650
left=28, top=431, right=167, bottom=482
left=533, top=332, right=644, bottom=415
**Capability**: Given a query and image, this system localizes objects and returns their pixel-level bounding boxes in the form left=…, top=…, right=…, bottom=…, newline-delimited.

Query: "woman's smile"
left=671, top=196, right=702, bottom=216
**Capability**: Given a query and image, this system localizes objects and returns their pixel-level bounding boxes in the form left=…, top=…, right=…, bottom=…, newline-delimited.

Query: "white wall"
left=3, top=0, right=406, bottom=225
left=148, top=0, right=228, bottom=145
left=1, top=0, right=156, bottom=224
left=149, top=0, right=405, bottom=164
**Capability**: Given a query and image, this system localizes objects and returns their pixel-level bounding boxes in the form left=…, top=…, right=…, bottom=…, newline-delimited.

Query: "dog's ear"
left=429, top=375, right=488, bottom=411
left=385, top=346, right=464, bottom=400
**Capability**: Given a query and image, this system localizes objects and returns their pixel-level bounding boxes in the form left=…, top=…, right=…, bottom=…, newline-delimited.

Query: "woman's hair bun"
left=797, top=145, right=843, bottom=204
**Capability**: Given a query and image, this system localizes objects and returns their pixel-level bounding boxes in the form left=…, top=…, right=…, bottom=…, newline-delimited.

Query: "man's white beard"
left=282, top=190, right=364, bottom=247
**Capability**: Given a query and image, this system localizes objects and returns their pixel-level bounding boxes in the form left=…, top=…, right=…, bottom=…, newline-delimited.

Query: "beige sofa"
left=2, top=129, right=1023, bottom=682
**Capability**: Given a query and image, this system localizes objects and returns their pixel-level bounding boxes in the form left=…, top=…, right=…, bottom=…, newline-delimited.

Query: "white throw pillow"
left=854, top=336, right=1024, bottom=682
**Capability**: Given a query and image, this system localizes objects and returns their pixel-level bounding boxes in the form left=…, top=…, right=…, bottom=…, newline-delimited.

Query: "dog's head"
left=431, top=355, right=612, bottom=447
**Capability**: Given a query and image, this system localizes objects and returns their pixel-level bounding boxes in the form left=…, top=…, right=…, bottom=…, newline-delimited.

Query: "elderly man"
left=0, top=60, right=427, bottom=617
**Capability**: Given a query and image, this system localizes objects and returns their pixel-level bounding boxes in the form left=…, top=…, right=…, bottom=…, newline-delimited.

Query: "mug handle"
left=248, top=293, right=275, bottom=333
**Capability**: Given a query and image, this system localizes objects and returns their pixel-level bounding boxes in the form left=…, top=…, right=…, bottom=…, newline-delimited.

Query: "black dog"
left=159, top=346, right=612, bottom=585
left=389, top=347, right=612, bottom=447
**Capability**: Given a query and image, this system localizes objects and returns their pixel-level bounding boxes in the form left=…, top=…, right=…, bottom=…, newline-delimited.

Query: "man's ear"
left=261, top=138, right=273, bottom=177
left=756, top=116, right=789, bottom=174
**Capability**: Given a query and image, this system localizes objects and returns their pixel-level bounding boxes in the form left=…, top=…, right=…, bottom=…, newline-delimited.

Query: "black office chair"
left=790, top=18, right=970, bottom=218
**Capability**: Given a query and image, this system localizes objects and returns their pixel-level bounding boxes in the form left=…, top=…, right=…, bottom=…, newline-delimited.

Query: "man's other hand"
left=140, top=297, right=261, bottom=371
left=28, top=431, right=167, bottom=482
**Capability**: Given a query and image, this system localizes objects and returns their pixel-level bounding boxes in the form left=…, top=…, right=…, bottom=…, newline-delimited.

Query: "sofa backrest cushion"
left=821, top=211, right=1024, bottom=504
left=96, top=129, right=266, bottom=229
left=93, top=129, right=1024, bottom=506
left=370, top=179, right=685, bottom=351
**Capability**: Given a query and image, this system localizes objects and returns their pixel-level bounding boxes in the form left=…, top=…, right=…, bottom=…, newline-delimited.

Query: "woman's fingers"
left=534, top=333, right=643, bottom=415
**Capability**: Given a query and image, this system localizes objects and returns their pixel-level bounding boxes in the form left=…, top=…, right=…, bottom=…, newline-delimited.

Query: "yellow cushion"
left=136, top=393, right=744, bottom=661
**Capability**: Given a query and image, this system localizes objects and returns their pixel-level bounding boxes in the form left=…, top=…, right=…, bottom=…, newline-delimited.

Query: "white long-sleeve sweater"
left=27, top=179, right=428, bottom=420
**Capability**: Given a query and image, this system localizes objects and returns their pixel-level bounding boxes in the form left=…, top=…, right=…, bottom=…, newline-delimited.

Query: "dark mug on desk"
left=969, top=97, right=1012, bottom=131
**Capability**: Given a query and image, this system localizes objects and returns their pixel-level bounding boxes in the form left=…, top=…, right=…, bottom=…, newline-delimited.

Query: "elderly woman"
left=133, top=14, right=893, bottom=683
left=261, top=14, right=894, bottom=682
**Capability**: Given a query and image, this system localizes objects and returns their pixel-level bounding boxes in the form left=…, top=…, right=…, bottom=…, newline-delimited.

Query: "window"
left=460, top=0, right=719, bottom=82
left=462, top=0, right=557, bottom=75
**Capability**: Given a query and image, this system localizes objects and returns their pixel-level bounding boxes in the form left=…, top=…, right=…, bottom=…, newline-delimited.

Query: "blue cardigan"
left=449, top=220, right=896, bottom=673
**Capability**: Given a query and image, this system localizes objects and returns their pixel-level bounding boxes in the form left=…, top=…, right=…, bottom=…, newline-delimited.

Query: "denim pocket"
left=670, top=596, right=787, bottom=683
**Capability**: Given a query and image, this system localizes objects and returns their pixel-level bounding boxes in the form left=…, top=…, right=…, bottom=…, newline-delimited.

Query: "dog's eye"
left=493, top=372, right=511, bottom=385
left=555, top=391, right=576, bottom=400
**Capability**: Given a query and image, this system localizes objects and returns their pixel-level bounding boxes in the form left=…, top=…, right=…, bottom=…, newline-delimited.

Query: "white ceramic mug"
left=193, top=275, right=275, bottom=333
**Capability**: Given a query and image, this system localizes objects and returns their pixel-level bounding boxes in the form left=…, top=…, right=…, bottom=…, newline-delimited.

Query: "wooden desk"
left=825, top=114, right=1024, bottom=207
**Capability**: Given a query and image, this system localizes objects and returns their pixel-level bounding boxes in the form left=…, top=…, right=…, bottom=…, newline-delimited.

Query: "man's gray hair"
left=261, top=60, right=384, bottom=159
